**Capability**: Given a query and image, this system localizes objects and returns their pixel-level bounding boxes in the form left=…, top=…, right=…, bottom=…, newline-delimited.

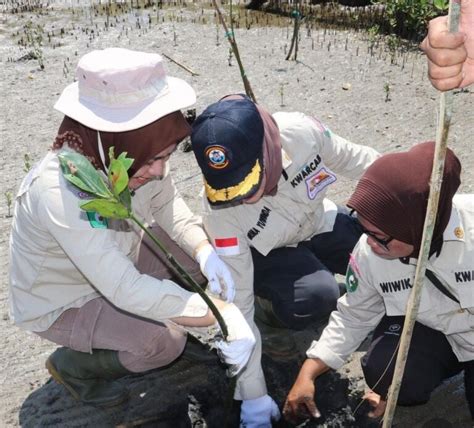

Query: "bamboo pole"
left=212, top=0, right=257, bottom=103
left=286, top=1, right=301, bottom=61
left=381, top=3, right=461, bottom=427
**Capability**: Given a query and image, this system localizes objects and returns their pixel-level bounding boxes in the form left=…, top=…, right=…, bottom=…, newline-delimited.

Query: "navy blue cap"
left=191, top=97, right=264, bottom=206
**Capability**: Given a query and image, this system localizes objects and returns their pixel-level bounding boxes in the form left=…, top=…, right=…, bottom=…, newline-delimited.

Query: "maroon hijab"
left=52, top=111, right=191, bottom=176
left=221, top=94, right=282, bottom=196
left=348, top=141, right=461, bottom=257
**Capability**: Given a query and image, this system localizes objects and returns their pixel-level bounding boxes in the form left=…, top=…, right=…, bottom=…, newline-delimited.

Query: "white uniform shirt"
left=307, top=194, right=474, bottom=368
left=9, top=150, right=209, bottom=332
left=201, top=112, right=380, bottom=399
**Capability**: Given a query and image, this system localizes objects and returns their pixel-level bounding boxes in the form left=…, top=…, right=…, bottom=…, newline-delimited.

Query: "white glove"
left=214, top=303, right=256, bottom=377
left=196, top=243, right=236, bottom=302
left=240, top=395, right=281, bottom=428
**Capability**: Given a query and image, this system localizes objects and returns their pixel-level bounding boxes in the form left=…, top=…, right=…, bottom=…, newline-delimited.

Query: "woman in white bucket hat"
left=8, top=48, right=253, bottom=408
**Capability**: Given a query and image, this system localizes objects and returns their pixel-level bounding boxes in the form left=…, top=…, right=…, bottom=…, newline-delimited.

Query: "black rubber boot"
left=254, top=296, right=299, bottom=361
left=46, top=347, right=130, bottom=407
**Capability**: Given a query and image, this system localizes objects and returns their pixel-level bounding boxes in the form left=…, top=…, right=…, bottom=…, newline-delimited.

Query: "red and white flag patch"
left=214, top=237, right=240, bottom=256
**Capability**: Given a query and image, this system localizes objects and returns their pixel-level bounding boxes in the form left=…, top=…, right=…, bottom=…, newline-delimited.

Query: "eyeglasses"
left=351, top=210, right=393, bottom=251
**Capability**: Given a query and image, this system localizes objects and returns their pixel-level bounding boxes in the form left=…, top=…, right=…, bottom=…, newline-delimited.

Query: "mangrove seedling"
left=279, top=83, right=285, bottom=107
left=23, top=153, right=32, bottom=173
left=384, top=82, right=391, bottom=102
left=386, top=34, right=400, bottom=65
left=216, top=22, right=220, bottom=46
left=57, top=147, right=230, bottom=346
left=5, top=191, right=13, bottom=218
left=23, top=21, right=45, bottom=70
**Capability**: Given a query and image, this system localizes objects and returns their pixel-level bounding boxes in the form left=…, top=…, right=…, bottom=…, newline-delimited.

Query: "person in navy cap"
left=191, top=94, right=380, bottom=427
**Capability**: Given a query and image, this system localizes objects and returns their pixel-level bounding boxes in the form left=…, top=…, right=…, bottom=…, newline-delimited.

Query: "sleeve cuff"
left=306, top=340, right=347, bottom=370
left=178, top=293, right=210, bottom=318
left=234, top=374, right=268, bottom=401
left=183, top=225, right=209, bottom=257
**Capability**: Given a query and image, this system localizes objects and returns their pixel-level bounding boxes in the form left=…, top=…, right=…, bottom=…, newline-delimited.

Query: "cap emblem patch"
left=206, top=146, right=229, bottom=169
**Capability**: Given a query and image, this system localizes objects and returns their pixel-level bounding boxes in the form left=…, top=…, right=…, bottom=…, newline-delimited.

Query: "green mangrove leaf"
left=80, top=199, right=130, bottom=219
left=117, top=151, right=134, bottom=172
left=108, top=147, right=133, bottom=197
left=433, top=0, right=448, bottom=10
left=108, top=158, right=129, bottom=196
left=119, top=187, right=132, bottom=211
left=63, top=174, right=95, bottom=197
left=58, top=150, right=113, bottom=199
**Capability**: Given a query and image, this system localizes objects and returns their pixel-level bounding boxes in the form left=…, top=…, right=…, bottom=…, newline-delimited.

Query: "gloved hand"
left=214, top=303, right=256, bottom=377
left=196, top=243, right=236, bottom=302
left=240, top=395, right=281, bottom=428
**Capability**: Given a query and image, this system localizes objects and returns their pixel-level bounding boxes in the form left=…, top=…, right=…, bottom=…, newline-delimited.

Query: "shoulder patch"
left=214, top=237, right=240, bottom=256
left=87, top=211, right=108, bottom=229
left=310, top=116, right=332, bottom=138
left=346, top=265, right=359, bottom=292
left=345, top=253, right=362, bottom=292
left=305, top=167, right=336, bottom=200
left=65, top=180, right=95, bottom=200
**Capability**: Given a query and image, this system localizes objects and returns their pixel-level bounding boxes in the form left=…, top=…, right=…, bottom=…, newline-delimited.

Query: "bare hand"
left=420, top=0, right=474, bottom=90
left=363, top=390, right=387, bottom=419
left=283, top=376, right=321, bottom=424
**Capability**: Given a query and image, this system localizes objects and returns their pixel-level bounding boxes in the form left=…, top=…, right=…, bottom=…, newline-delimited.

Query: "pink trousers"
left=37, top=224, right=206, bottom=373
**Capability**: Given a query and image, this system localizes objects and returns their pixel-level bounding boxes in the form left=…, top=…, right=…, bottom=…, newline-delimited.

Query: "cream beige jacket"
left=201, top=112, right=380, bottom=400
left=307, top=194, right=474, bottom=367
left=9, top=150, right=209, bottom=332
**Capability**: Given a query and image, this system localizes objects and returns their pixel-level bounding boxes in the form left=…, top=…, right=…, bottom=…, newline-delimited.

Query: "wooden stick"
left=286, top=3, right=301, bottom=61
left=381, top=2, right=461, bottom=427
left=161, top=53, right=199, bottom=76
left=212, top=0, right=257, bottom=103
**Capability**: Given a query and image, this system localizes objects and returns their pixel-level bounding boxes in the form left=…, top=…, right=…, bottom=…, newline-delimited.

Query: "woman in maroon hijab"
left=9, top=48, right=255, bottom=408
left=284, top=141, right=473, bottom=424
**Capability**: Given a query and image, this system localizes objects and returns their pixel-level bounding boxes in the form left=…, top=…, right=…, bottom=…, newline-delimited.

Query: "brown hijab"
left=256, top=102, right=282, bottom=196
left=347, top=141, right=461, bottom=258
left=221, top=94, right=282, bottom=196
left=52, top=111, right=191, bottom=176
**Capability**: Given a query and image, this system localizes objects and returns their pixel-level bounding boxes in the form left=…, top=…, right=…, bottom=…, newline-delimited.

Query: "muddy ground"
left=0, top=1, right=472, bottom=427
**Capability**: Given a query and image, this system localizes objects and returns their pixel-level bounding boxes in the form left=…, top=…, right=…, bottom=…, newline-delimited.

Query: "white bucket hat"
left=54, top=48, right=196, bottom=132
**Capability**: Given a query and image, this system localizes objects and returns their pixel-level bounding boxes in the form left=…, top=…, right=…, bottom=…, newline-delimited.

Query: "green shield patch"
left=86, top=211, right=108, bottom=229
left=345, top=265, right=359, bottom=292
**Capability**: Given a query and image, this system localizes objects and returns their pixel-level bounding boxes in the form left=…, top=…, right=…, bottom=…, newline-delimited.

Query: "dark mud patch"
left=19, top=351, right=381, bottom=427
